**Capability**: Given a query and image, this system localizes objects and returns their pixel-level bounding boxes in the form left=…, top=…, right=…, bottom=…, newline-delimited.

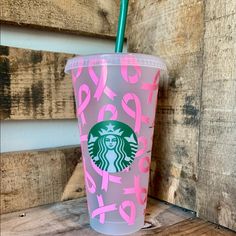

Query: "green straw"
left=115, top=0, right=129, bottom=53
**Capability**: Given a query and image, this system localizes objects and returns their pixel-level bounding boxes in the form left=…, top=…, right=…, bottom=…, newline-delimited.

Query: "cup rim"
left=65, top=53, right=167, bottom=73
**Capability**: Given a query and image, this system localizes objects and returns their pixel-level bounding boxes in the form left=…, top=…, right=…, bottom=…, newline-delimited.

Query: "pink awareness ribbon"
left=121, top=55, right=141, bottom=84
left=91, top=160, right=121, bottom=192
left=78, top=123, right=88, bottom=143
left=77, top=84, right=91, bottom=126
left=141, top=69, right=160, bottom=104
left=122, top=167, right=130, bottom=172
left=92, top=195, right=117, bottom=224
left=119, top=200, right=136, bottom=225
left=88, top=59, right=116, bottom=101
left=123, top=175, right=147, bottom=205
left=136, top=136, right=148, bottom=157
left=83, top=161, right=96, bottom=194
left=122, top=93, right=150, bottom=134
left=138, top=156, right=151, bottom=173
left=97, top=104, right=118, bottom=122
left=71, top=59, right=84, bottom=85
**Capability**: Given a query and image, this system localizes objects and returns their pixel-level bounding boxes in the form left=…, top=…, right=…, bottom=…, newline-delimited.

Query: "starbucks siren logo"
left=88, top=120, right=138, bottom=173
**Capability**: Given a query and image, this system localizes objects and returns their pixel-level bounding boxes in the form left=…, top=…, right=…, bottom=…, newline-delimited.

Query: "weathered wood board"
left=128, top=0, right=204, bottom=211
left=0, top=46, right=76, bottom=120
left=1, top=146, right=84, bottom=214
left=0, top=0, right=119, bottom=38
left=196, top=0, right=236, bottom=231
left=0, top=197, right=194, bottom=236
left=127, top=0, right=236, bottom=232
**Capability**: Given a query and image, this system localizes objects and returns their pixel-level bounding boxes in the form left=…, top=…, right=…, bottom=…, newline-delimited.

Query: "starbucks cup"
left=65, top=53, right=166, bottom=235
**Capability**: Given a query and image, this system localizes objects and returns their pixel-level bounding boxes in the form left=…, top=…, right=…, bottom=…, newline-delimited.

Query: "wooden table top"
left=1, top=197, right=235, bottom=236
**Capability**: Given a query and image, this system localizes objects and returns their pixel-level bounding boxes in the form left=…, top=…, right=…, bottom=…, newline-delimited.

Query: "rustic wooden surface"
left=0, top=197, right=192, bottom=236
left=0, top=0, right=119, bottom=38
left=1, top=146, right=84, bottom=214
left=196, top=0, right=236, bottom=231
left=1, top=197, right=235, bottom=236
left=127, top=0, right=236, bottom=232
left=0, top=46, right=76, bottom=120
left=128, top=0, right=204, bottom=211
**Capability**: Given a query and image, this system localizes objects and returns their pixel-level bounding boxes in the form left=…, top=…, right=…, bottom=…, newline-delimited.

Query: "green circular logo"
left=88, top=120, right=138, bottom=173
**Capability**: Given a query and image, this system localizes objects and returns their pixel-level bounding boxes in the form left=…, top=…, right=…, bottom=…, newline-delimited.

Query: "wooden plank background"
left=127, top=0, right=236, bottom=232
left=196, top=0, right=236, bottom=231
left=128, top=0, right=204, bottom=212
left=0, top=46, right=75, bottom=120
left=0, top=0, right=117, bottom=215
left=0, top=0, right=119, bottom=38
left=1, top=146, right=84, bottom=214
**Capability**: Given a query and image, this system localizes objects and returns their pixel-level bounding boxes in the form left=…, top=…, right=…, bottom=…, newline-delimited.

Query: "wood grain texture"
left=0, top=0, right=119, bottom=38
left=127, top=0, right=236, bottom=231
left=128, top=0, right=204, bottom=211
left=196, top=0, right=236, bottom=231
left=1, top=146, right=84, bottom=214
left=0, top=197, right=194, bottom=236
left=1, top=197, right=235, bottom=236
left=61, top=162, right=85, bottom=201
left=0, top=46, right=76, bottom=120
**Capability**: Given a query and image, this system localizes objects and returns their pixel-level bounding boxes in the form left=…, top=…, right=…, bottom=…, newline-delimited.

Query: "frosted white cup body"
left=65, top=53, right=166, bottom=235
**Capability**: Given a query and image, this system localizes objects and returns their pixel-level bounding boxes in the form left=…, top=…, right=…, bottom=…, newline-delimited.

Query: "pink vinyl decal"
left=92, top=195, right=117, bottom=224
left=123, top=175, right=147, bottom=205
left=121, top=55, right=141, bottom=84
left=78, top=123, right=88, bottom=142
left=141, top=69, right=160, bottom=104
left=71, top=59, right=84, bottom=85
left=122, top=167, right=130, bottom=172
left=88, top=59, right=117, bottom=101
left=77, top=84, right=91, bottom=126
left=97, top=104, right=118, bottom=122
left=119, top=200, right=136, bottom=225
left=83, top=161, right=96, bottom=194
left=136, top=136, right=148, bottom=157
left=91, top=160, right=121, bottom=192
left=122, top=93, right=150, bottom=134
left=138, top=156, right=151, bottom=173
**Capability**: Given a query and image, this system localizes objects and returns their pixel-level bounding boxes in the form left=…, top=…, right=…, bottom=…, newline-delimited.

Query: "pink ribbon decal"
left=78, top=123, right=88, bottom=143
left=141, top=69, right=160, bottom=104
left=123, top=176, right=147, bottom=205
left=71, top=59, right=84, bottom=85
left=136, top=136, right=148, bottom=157
left=97, top=104, right=118, bottom=122
left=88, top=59, right=116, bottom=101
left=83, top=162, right=96, bottom=194
left=139, top=156, right=151, bottom=173
left=119, top=200, right=136, bottom=225
left=122, top=167, right=130, bottom=172
left=92, top=195, right=117, bottom=224
left=91, top=160, right=121, bottom=192
left=77, top=84, right=91, bottom=125
left=122, top=93, right=150, bottom=134
left=121, top=55, right=141, bottom=84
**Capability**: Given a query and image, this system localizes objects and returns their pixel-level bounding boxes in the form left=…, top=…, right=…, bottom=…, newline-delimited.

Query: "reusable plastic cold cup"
left=65, top=53, right=166, bottom=235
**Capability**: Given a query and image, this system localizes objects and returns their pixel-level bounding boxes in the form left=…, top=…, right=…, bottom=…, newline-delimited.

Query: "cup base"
left=90, top=216, right=144, bottom=235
